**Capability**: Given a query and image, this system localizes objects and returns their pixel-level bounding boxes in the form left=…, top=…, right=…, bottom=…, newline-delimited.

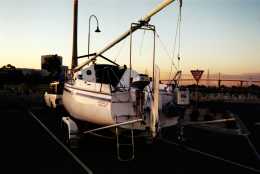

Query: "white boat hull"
left=63, top=85, right=114, bottom=125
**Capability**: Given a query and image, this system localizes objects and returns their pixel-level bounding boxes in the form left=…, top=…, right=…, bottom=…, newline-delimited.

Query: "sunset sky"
left=0, top=0, right=259, bottom=78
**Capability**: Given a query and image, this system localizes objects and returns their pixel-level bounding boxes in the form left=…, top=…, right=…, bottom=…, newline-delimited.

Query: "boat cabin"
left=77, top=64, right=128, bottom=88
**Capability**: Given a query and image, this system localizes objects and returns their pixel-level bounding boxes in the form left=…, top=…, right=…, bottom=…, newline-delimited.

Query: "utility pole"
left=72, top=0, right=78, bottom=69
left=218, top=72, right=221, bottom=88
left=207, top=69, right=209, bottom=87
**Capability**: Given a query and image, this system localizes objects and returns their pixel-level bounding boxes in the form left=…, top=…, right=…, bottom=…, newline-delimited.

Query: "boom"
left=73, top=0, right=176, bottom=72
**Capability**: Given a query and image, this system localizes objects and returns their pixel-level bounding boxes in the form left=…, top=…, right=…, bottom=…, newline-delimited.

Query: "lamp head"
left=95, top=26, right=101, bottom=33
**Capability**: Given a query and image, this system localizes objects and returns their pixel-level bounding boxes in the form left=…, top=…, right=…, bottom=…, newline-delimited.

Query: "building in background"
left=41, top=54, right=67, bottom=82
left=41, top=54, right=62, bottom=71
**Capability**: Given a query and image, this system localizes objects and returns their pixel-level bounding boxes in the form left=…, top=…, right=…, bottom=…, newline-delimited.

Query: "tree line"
left=0, top=63, right=64, bottom=86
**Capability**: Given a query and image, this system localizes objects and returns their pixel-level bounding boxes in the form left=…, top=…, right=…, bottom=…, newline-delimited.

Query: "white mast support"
left=73, top=0, right=176, bottom=72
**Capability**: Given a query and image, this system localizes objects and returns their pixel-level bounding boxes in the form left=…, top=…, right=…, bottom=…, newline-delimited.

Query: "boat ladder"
left=115, top=125, right=135, bottom=161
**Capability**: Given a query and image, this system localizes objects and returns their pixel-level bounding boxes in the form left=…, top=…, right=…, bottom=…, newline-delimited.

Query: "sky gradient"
left=0, top=0, right=259, bottom=77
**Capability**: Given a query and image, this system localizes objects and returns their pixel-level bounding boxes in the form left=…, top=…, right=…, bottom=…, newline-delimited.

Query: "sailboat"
left=61, top=0, right=183, bottom=160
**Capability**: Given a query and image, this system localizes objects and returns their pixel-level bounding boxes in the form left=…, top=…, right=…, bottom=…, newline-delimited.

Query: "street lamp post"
left=88, top=15, right=101, bottom=59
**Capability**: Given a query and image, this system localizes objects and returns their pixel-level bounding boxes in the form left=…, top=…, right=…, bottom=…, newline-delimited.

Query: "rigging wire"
left=155, top=31, right=178, bottom=72
left=139, top=30, right=146, bottom=56
left=168, top=0, right=182, bottom=82
left=113, top=38, right=127, bottom=62
left=168, top=15, right=180, bottom=81
left=177, top=0, right=182, bottom=70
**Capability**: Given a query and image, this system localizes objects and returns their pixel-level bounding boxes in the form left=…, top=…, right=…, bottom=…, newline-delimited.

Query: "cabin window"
left=94, top=64, right=126, bottom=87
left=86, top=70, right=92, bottom=75
left=78, top=74, right=83, bottom=79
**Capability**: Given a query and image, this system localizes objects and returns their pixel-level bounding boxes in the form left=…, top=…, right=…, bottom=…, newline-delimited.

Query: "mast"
left=73, top=0, right=176, bottom=72
left=72, top=0, right=78, bottom=69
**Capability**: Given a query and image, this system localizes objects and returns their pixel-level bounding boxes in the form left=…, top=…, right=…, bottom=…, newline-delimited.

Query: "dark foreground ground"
left=1, top=94, right=260, bottom=174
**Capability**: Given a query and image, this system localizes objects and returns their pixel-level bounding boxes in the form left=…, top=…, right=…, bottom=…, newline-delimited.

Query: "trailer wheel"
left=61, top=121, right=70, bottom=145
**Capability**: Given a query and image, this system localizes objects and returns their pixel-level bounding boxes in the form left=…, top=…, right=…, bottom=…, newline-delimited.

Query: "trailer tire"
left=61, top=121, right=70, bottom=146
